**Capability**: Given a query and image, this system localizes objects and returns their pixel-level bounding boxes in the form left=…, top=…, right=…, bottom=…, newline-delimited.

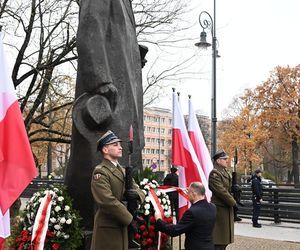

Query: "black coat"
left=163, top=173, right=178, bottom=199
left=156, top=200, right=216, bottom=250
left=251, top=175, right=263, bottom=201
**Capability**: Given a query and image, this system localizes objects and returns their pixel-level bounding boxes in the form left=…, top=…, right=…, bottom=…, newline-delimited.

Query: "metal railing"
left=238, top=184, right=300, bottom=224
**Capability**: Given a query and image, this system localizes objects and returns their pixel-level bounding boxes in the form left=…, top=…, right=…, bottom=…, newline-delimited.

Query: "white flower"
left=39, top=198, right=43, bottom=203
left=57, top=196, right=64, bottom=202
left=144, top=209, right=150, bottom=215
left=50, top=217, right=56, bottom=223
left=54, top=224, right=61, bottom=230
left=64, top=205, right=70, bottom=211
left=162, top=198, right=166, bottom=204
left=55, top=206, right=61, bottom=212
left=66, top=218, right=72, bottom=224
left=144, top=185, right=150, bottom=190
left=64, top=234, right=70, bottom=239
left=167, top=200, right=171, bottom=205
left=60, top=217, right=66, bottom=224
left=145, top=196, right=150, bottom=203
left=142, top=190, right=147, bottom=195
left=143, top=178, right=149, bottom=183
left=164, top=211, right=171, bottom=217
left=150, top=184, right=156, bottom=188
left=156, top=191, right=161, bottom=196
left=49, top=190, right=55, bottom=196
left=144, top=203, right=150, bottom=210
left=164, top=205, right=169, bottom=210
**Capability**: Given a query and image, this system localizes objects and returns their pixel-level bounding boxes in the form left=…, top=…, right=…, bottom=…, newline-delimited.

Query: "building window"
left=161, top=128, right=165, bottom=134
left=151, top=149, right=155, bottom=154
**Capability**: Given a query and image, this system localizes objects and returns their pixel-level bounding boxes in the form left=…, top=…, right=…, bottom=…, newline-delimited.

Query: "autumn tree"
left=250, top=65, right=300, bottom=184
left=219, top=65, right=300, bottom=184
left=218, top=95, right=263, bottom=174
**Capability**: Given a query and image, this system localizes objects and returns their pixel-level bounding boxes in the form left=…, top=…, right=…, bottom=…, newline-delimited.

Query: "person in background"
left=155, top=182, right=216, bottom=250
left=163, top=167, right=179, bottom=220
left=251, top=169, right=263, bottom=228
left=209, top=149, right=237, bottom=250
left=90, top=130, right=145, bottom=250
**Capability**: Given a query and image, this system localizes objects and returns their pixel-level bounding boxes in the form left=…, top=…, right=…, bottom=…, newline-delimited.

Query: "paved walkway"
left=227, top=219, right=300, bottom=250
left=234, top=218, right=300, bottom=242
left=173, top=219, right=300, bottom=250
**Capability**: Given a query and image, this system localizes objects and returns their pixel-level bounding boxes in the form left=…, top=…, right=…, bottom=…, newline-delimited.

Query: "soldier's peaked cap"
left=97, top=130, right=122, bottom=151
left=212, top=149, right=228, bottom=161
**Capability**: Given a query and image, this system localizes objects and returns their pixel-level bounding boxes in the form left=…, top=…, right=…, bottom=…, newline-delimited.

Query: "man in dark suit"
left=163, top=167, right=179, bottom=220
left=155, top=182, right=216, bottom=250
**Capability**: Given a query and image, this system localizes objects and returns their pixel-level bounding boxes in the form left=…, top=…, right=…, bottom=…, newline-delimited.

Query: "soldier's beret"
left=213, top=149, right=228, bottom=161
left=97, top=130, right=122, bottom=151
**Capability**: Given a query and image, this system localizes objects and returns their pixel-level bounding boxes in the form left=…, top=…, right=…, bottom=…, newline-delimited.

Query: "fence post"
left=273, top=189, right=280, bottom=223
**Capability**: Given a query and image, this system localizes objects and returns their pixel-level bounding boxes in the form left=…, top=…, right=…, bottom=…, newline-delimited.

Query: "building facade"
left=143, top=107, right=172, bottom=173
left=143, top=107, right=210, bottom=173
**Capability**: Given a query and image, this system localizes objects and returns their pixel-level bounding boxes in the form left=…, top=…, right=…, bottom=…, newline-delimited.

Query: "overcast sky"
left=146, top=0, right=300, bottom=118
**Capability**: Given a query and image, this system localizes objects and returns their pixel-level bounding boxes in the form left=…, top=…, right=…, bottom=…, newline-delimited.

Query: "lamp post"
left=195, top=1, right=217, bottom=157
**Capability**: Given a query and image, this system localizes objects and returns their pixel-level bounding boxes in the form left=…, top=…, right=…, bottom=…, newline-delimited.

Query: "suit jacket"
left=156, top=200, right=216, bottom=250
left=209, top=164, right=236, bottom=245
left=91, top=159, right=145, bottom=250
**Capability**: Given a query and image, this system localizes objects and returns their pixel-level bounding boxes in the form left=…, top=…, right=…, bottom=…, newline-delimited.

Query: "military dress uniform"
left=209, top=164, right=236, bottom=249
left=91, top=159, right=145, bottom=250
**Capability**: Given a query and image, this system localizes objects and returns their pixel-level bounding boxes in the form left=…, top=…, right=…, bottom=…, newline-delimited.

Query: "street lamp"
left=195, top=1, right=217, bottom=157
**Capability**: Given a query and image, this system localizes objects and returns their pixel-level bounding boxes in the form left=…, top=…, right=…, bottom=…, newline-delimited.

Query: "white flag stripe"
left=0, top=210, right=10, bottom=239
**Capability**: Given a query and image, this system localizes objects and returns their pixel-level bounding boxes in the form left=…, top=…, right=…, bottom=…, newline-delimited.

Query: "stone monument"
left=65, top=0, right=147, bottom=248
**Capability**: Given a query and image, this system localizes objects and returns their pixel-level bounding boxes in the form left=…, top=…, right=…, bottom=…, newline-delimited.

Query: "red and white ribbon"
left=31, top=192, right=53, bottom=250
left=147, top=185, right=189, bottom=249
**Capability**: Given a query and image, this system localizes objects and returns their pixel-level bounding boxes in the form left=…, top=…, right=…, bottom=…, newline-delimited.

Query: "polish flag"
left=0, top=32, right=37, bottom=242
left=172, top=90, right=208, bottom=218
left=188, top=96, right=212, bottom=201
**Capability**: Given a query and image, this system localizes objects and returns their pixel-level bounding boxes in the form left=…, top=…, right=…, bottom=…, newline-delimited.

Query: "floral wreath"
left=135, top=178, right=173, bottom=250
left=10, top=185, right=82, bottom=250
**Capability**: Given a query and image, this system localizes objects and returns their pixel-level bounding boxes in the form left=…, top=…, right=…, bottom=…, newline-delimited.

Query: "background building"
left=143, top=107, right=210, bottom=173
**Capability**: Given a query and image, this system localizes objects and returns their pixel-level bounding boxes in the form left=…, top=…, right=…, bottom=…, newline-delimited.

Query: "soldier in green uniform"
left=209, top=149, right=237, bottom=250
left=91, top=130, right=145, bottom=250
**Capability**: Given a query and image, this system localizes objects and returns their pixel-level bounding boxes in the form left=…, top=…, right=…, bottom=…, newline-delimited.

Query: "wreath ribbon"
left=147, top=185, right=189, bottom=249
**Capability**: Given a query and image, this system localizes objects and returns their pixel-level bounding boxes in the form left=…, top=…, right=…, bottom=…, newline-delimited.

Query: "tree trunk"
left=291, top=138, right=299, bottom=185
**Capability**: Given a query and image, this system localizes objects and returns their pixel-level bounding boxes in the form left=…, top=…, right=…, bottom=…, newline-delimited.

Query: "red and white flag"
left=172, top=90, right=208, bottom=218
left=0, top=32, right=37, bottom=243
left=188, top=97, right=212, bottom=201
